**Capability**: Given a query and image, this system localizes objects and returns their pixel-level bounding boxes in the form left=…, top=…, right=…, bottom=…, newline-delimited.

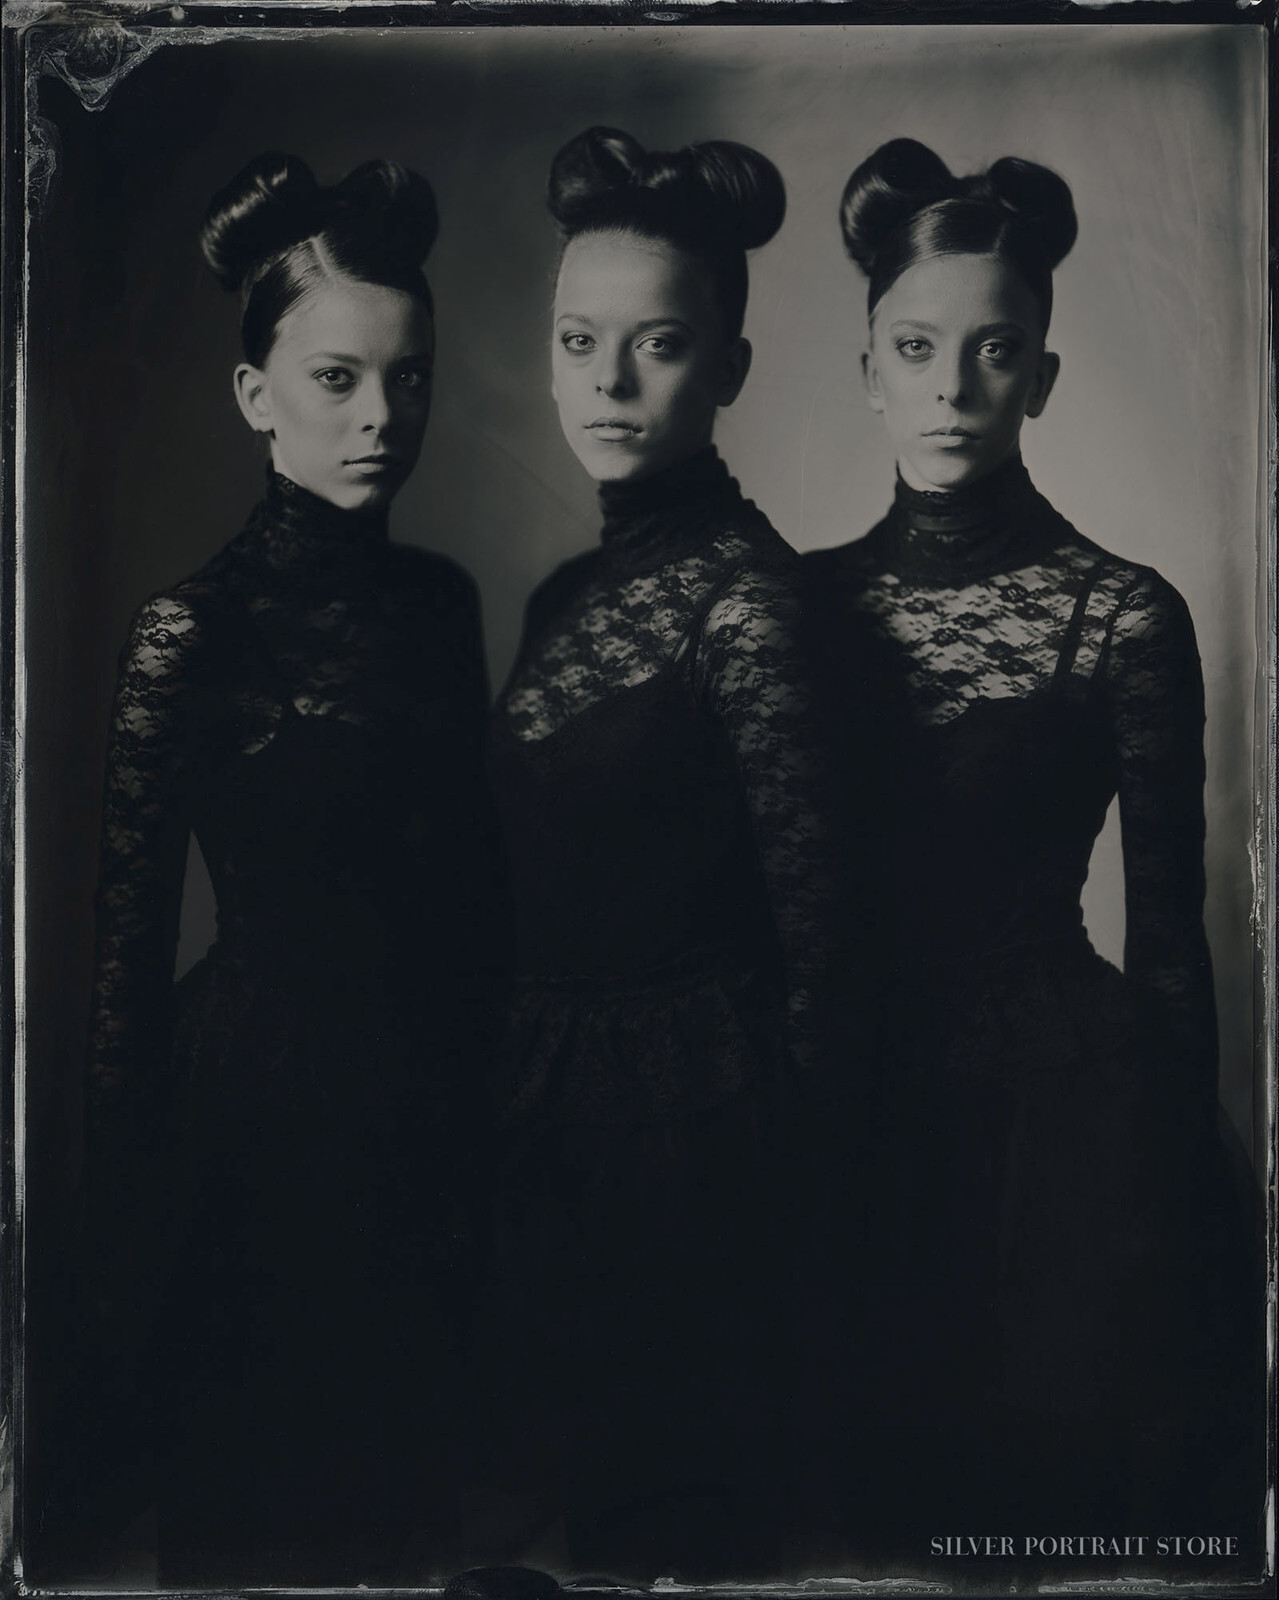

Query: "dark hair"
left=201, top=152, right=439, bottom=366
left=839, top=138, right=1076, bottom=331
left=547, top=126, right=786, bottom=341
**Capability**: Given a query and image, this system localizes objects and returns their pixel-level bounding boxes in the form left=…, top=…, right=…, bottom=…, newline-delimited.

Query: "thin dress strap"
left=1093, top=570, right=1149, bottom=689
left=1051, top=559, right=1108, bottom=688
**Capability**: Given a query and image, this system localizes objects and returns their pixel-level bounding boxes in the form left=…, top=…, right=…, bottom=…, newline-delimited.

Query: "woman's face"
left=862, top=253, right=1059, bottom=492
left=552, top=230, right=750, bottom=485
left=235, top=280, right=434, bottom=511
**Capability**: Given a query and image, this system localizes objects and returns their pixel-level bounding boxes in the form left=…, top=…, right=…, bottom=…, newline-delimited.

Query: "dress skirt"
left=851, top=935, right=1256, bottom=1546
left=482, top=955, right=798, bottom=1578
left=157, top=929, right=466, bottom=1586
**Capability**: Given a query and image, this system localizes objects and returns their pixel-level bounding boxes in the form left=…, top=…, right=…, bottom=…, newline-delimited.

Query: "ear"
left=1024, top=350, right=1060, bottom=420
left=714, top=336, right=753, bottom=409
left=861, top=348, right=885, bottom=415
left=233, top=363, right=274, bottom=434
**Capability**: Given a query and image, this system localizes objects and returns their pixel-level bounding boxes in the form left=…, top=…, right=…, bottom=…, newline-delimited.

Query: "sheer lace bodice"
left=492, top=447, right=843, bottom=1073
left=87, top=468, right=495, bottom=1182
left=804, top=455, right=1217, bottom=1095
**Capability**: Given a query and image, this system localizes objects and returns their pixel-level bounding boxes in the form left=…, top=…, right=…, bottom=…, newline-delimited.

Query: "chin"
left=570, top=443, right=651, bottom=485
left=928, top=466, right=980, bottom=491
left=340, top=482, right=399, bottom=512
left=909, top=455, right=992, bottom=492
left=593, top=459, right=655, bottom=485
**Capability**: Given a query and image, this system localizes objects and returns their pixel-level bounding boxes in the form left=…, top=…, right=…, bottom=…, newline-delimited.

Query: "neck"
left=598, top=446, right=726, bottom=520
left=268, top=470, right=390, bottom=534
left=243, top=468, right=391, bottom=586
left=885, top=455, right=1051, bottom=583
left=597, top=446, right=738, bottom=571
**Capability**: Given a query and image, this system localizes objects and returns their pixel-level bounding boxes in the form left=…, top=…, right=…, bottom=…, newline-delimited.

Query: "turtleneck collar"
left=597, top=447, right=740, bottom=572
left=884, top=455, right=1055, bottom=585
left=241, top=469, right=390, bottom=586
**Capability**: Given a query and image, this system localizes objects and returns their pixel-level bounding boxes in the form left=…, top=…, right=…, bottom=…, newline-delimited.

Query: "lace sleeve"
left=1104, top=569, right=1219, bottom=1107
left=84, top=592, right=202, bottom=1273
left=693, top=563, right=854, bottom=1076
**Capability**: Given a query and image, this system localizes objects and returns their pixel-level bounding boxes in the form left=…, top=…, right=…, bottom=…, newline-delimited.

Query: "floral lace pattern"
left=493, top=448, right=846, bottom=1082
left=85, top=470, right=496, bottom=1218
left=806, top=455, right=1218, bottom=1093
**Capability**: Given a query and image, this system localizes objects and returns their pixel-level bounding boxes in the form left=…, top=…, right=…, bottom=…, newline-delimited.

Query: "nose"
left=357, top=377, right=395, bottom=435
left=934, top=348, right=971, bottom=409
left=595, top=342, right=636, bottom=400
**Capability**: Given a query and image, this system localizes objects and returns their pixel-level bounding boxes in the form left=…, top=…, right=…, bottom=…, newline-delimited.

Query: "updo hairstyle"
left=840, top=138, right=1076, bottom=332
left=201, top=152, right=439, bottom=367
left=547, top=126, right=786, bottom=341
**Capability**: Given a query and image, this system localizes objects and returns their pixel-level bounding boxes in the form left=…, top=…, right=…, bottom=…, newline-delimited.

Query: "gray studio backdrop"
left=22, top=23, right=1265, bottom=1360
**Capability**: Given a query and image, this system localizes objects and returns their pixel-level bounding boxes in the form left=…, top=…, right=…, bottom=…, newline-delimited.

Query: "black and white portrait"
left=3, top=14, right=1271, bottom=1597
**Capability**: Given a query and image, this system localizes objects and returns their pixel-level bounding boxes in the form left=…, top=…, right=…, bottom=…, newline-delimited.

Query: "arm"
left=1104, top=569, right=1219, bottom=1114
left=84, top=593, right=201, bottom=1292
left=694, top=563, right=859, bottom=1078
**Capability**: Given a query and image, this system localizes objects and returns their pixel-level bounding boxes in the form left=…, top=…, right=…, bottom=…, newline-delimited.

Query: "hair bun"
left=546, top=126, right=647, bottom=228
left=678, top=141, right=786, bottom=249
left=201, top=153, right=438, bottom=294
left=200, top=152, right=320, bottom=292
left=839, top=138, right=954, bottom=270
left=841, top=139, right=1077, bottom=275
left=977, top=156, right=1077, bottom=269
left=330, top=158, right=439, bottom=267
left=548, top=125, right=785, bottom=250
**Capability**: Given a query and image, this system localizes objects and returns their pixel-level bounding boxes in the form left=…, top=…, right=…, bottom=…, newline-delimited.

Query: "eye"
left=636, top=333, right=683, bottom=357
left=560, top=332, right=595, bottom=354
left=313, top=367, right=355, bottom=392
left=395, top=366, right=431, bottom=393
left=978, top=339, right=1019, bottom=364
left=894, top=337, right=932, bottom=362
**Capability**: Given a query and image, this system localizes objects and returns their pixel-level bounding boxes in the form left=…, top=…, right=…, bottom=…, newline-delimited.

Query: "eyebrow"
left=886, top=319, right=1027, bottom=337
left=554, top=315, right=696, bottom=334
left=634, top=317, right=694, bottom=335
left=303, top=349, right=434, bottom=363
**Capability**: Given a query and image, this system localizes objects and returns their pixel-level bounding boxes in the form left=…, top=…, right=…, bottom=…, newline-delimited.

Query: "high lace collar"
left=240, top=470, right=390, bottom=587
left=883, top=455, right=1055, bottom=585
left=597, top=447, right=741, bottom=573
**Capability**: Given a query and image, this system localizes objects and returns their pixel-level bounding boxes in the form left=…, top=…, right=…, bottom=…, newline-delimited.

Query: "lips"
left=346, top=455, right=402, bottom=468
left=923, top=428, right=980, bottom=440
left=586, top=418, right=641, bottom=437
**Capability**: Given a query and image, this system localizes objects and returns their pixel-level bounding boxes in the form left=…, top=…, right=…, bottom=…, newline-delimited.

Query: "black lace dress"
left=485, top=448, right=846, bottom=1575
left=804, top=456, right=1257, bottom=1541
left=83, top=470, right=499, bottom=1585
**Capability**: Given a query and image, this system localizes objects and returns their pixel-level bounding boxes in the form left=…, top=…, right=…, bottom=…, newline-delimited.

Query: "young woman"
left=81, top=153, right=498, bottom=1585
left=805, top=139, right=1256, bottom=1545
left=483, top=127, right=847, bottom=1579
